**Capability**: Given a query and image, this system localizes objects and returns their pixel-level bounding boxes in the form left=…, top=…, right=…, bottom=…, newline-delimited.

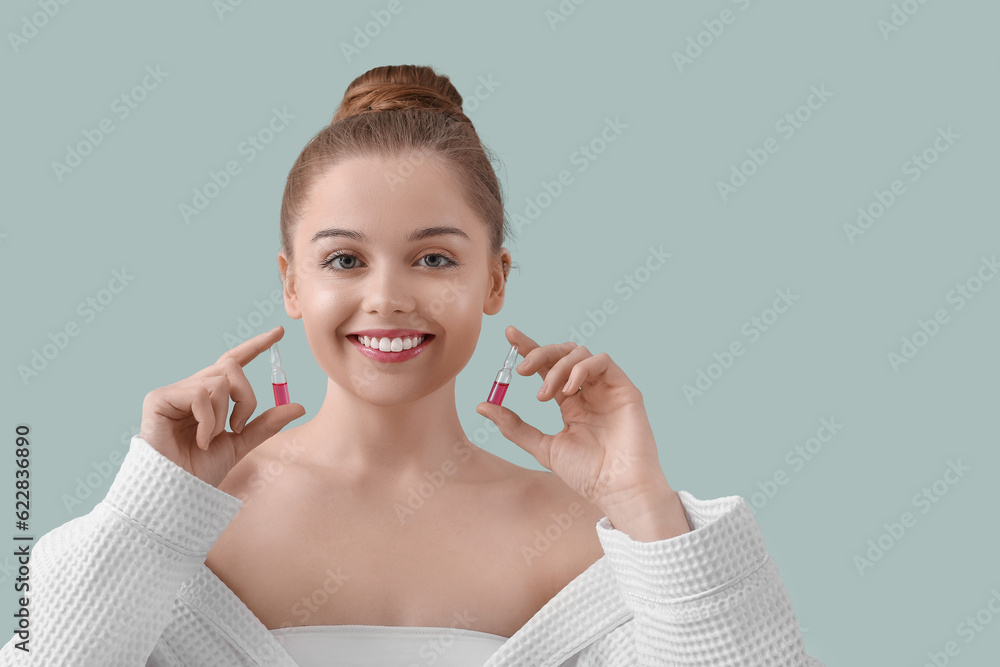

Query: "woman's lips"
left=348, top=334, right=434, bottom=363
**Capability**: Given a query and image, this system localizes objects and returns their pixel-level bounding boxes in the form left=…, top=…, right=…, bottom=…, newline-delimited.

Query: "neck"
left=295, top=376, right=481, bottom=486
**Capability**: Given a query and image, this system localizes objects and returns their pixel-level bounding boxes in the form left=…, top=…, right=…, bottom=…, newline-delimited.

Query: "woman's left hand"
left=476, top=325, right=691, bottom=541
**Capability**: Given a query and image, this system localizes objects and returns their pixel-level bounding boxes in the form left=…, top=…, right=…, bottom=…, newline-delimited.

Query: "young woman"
left=1, top=65, right=824, bottom=666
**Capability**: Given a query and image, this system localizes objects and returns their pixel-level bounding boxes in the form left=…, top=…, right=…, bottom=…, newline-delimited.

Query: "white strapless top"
left=269, top=625, right=508, bottom=666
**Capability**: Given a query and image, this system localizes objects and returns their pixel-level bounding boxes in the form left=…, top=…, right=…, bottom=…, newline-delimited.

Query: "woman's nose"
left=360, top=266, right=415, bottom=314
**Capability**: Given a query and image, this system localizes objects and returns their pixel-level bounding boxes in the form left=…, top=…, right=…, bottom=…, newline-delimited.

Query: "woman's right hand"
left=138, top=325, right=306, bottom=488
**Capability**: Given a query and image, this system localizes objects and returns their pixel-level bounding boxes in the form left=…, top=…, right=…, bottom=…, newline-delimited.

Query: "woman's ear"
left=278, top=252, right=303, bottom=319
left=483, top=248, right=511, bottom=316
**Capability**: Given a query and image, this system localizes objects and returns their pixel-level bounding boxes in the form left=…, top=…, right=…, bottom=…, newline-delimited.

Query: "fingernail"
left=235, top=419, right=246, bottom=433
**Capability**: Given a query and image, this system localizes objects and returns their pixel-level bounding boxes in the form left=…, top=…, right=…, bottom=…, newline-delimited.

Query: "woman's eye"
left=420, top=253, right=459, bottom=268
left=321, top=252, right=359, bottom=270
left=320, top=252, right=458, bottom=271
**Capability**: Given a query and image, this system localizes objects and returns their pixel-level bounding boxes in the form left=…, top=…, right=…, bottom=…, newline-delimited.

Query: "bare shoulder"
left=207, top=430, right=305, bottom=572
left=219, top=424, right=319, bottom=495
left=511, top=468, right=607, bottom=598
left=448, top=450, right=606, bottom=579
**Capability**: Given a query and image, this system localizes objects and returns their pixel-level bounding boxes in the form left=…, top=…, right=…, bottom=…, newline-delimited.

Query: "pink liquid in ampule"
left=487, top=380, right=508, bottom=406
left=486, top=344, right=518, bottom=407
left=273, top=382, right=290, bottom=406
left=270, top=344, right=290, bottom=406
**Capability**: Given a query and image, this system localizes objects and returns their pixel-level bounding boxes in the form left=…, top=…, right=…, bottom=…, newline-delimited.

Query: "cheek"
left=297, top=275, right=486, bottom=332
left=439, top=290, right=487, bottom=345
left=433, top=285, right=482, bottom=321
left=402, top=279, right=475, bottom=325
left=300, top=275, right=351, bottom=307
left=299, top=286, right=353, bottom=331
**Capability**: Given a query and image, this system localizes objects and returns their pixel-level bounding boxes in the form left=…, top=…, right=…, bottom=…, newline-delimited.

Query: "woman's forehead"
left=297, top=158, right=484, bottom=243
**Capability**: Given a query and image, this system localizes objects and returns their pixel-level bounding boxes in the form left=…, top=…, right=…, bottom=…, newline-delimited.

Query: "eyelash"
left=320, top=250, right=460, bottom=272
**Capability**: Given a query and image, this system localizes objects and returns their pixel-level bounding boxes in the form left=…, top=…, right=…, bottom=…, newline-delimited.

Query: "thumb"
left=476, top=402, right=550, bottom=469
left=234, top=403, right=306, bottom=461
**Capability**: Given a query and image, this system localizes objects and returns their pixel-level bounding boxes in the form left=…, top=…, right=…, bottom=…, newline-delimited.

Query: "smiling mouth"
left=350, top=334, right=435, bottom=353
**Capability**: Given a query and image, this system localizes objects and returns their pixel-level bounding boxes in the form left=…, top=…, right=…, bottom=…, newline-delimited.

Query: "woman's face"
left=278, top=153, right=509, bottom=405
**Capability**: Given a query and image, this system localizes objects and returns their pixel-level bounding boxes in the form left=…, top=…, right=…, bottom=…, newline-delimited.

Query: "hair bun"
left=332, top=64, right=468, bottom=125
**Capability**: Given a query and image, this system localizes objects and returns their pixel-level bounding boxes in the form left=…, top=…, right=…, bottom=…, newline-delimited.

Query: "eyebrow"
left=310, top=226, right=470, bottom=244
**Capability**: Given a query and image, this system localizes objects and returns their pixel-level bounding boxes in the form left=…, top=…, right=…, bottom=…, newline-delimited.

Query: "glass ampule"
left=270, top=343, right=290, bottom=406
left=487, top=344, right=519, bottom=406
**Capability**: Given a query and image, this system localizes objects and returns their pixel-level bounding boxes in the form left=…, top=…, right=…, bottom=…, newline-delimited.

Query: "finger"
left=504, top=325, right=541, bottom=365
left=505, top=324, right=564, bottom=380
left=215, top=325, right=286, bottom=369
left=191, top=375, right=229, bottom=449
left=218, top=356, right=257, bottom=433
left=232, top=403, right=307, bottom=464
left=518, top=340, right=579, bottom=384
left=198, top=375, right=232, bottom=446
left=536, top=345, right=593, bottom=401
left=561, top=353, right=635, bottom=394
left=476, top=402, right=552, bottom=470
left=189, top=385, right=217, bottom=450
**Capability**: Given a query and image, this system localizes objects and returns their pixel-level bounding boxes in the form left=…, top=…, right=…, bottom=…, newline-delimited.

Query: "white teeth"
left=358, top=335, right=426, bottom=352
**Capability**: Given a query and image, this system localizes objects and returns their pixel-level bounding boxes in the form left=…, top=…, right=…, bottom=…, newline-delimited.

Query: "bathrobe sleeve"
left=586, top=491, right=825, bottom=666
left=0, top=436, right=243, bottom=666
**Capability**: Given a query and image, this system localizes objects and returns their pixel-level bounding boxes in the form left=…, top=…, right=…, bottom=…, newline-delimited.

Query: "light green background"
left=3, top=1, right=999, bottom=663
